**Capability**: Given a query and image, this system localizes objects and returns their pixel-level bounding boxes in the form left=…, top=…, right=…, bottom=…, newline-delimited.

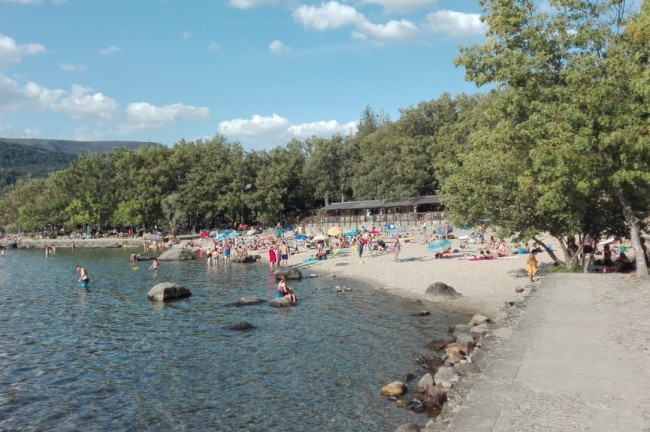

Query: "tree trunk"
left=532, top=236, right=563, bottom=266
left=615, top=186, right=648, bottom=278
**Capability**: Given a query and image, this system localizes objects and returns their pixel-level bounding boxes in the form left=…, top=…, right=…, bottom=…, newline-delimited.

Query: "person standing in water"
left=149, top=258, right=159, bottom=271
left=76, top=265, right=90, bottom=288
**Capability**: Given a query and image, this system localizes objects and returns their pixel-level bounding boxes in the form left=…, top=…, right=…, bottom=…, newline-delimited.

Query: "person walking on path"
left=525, top=250, right=538, bottom=282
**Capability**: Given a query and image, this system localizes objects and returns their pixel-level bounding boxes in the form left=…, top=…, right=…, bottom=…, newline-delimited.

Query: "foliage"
left=444, top=0, right=650, bottom=275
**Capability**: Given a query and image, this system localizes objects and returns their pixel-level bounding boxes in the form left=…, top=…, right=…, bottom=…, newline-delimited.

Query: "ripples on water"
left=0, top=249, right=468, bottom=431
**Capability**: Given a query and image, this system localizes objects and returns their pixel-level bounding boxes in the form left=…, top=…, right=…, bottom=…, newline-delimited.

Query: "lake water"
left=0, top=248, right=468, bottom=431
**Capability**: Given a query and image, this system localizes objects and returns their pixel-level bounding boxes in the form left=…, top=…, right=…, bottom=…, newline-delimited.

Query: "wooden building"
left=307, top=195, right=444, bottom=229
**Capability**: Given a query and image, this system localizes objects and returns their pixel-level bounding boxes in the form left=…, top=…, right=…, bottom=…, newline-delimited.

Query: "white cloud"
left=182, top=31, right=192, bottom=40
left=0, top=34, right=46, bottom=66
left=359, top=0, right=437, bottom=14
left=59, top=63, right=87, bottom=73
left=52, top=85, right=119, bottom=120
left=293, top=1, right=419, bottom=41
left=227, top=0, right=278, bottom=9
left=293, top=1, right=364, bottom=31
left=218, top=113, right=357, bottom=147
left=269, top=40, right=291, bottom=55
left=426, top=10, right=486, bottom=39
left=0, top=74, right=63, bottom=110
left=219, top=114, right=290, bottom=137
left=287, top=120, right=357, bottom=139
left=100, top=45, right=121, bottom=56
left=206, top=42, right=221, bottom=52
left=357, top=19, right=419, bottom=41
left=124, top=102, right=210, bottom=131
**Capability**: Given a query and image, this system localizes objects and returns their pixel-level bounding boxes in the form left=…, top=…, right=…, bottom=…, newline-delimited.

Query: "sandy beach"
left=283, top=231, right=559, bottom=319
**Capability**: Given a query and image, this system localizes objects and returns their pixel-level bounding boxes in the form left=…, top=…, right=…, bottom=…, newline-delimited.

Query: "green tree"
left=446, top=0, right=649, bottom=273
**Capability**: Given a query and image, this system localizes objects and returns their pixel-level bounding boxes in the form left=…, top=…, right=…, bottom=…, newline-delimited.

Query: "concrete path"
left=440, top=273, right=650, bottom=432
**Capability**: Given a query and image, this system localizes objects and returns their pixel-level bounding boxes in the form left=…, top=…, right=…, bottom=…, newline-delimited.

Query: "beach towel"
left=397, top=257, right=423, bottom=262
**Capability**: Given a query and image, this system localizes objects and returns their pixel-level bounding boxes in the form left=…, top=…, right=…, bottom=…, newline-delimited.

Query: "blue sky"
left=0, top=0, right=494, bottom=150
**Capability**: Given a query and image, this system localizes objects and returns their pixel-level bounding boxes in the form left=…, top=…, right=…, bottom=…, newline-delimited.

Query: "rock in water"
left=226, top=321, right=255, bottom=331
left=381, top=381, right=407, bottom=397
left=147, top=282, right=192, bottom=301
left=224, top=297, right=265, bottom=307
left=231, top=255, right=261, bottom=264
left=269, top=297, right=295, bottom=307
left=423, top=282, right=461, bottom=301
left=157, top=249, right=195, bottom=261
left=274, top=268, right=302, bottom=280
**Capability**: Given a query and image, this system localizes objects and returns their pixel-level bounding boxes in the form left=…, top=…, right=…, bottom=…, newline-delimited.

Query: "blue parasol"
left=436, top=225, right=453, bottom=235
left=427, top=239, right=452, bottom=253
left=295, top=234, right=308, bottom=240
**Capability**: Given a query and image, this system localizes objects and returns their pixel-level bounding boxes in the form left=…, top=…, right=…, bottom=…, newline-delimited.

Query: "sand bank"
left=284, top=233, right=559, bottom=319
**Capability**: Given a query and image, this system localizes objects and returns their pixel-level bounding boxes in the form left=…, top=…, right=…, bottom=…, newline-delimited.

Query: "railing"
left=303, top=212, right=445, bottom=231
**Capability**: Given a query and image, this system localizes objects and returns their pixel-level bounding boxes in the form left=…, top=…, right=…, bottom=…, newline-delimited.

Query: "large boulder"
left=147, top=282, right=192, bottom=301
left=269, top=297, right=296, bottom=307
left=231, top=255, right=261, bottom=264
left=274, top=268, right=303, bottom=280
left=135, top=253, right=155, bottom=261
left=157, top=249, right=195, bottom=261
left=424, top=282, right=461, bottom=301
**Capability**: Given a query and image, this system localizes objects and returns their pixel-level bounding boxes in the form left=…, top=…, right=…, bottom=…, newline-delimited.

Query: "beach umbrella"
left=246, top=229, right=256, bottom=236
left=295, top=234, right=308, bottom=240
left=368, top=230, right=380, bottom=236
left=199, top=232, right=209, bottom=238
left=436, top=225, right=453, bottom=235
left=427, top=239, right=452, bottom=253
left=327, top=226, right=342, bottom=236
left=284, top=227, right=294, bottom=232
left=388, top=227, right=406, bottom=233
left=210, top=230, right=219, bottom=238
left=312, top=234, right=327, bottom=242
left=225, top=231, right=239, bottom=239
left=344, top=230, right=356, bottom=237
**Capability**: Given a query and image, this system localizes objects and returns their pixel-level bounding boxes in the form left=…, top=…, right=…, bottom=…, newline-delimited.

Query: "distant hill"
left=0, top=138, right=157, bottom=191
left=0, top=137, right=153, bottom=156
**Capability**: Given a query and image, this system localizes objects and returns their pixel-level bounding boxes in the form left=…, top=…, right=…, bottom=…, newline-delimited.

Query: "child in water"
left=525, top=250, right=538, bottom=282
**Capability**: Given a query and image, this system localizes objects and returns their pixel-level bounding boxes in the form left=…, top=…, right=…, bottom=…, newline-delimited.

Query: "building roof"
left=321, top=195, right=441, bottom=212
